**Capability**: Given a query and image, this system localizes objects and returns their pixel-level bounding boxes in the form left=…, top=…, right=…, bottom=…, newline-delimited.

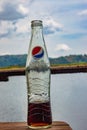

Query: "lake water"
left=0, top=73, right=87, bottom=130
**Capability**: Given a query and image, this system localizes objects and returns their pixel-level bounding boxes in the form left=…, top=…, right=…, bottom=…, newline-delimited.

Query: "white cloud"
left=44, top=18, right=63, bottom=31
left=0, top=52, right=11, bottom=56
left=44, top=18, right=63, bottom=29
left=0, top=21, right=8, bottom=35
left=18, top=4, right=29, bottom=15
left=42, top=17, right=63, bottom=34
left=0, top=0, right=87, bottom=56
left=55, top=44, right=71, bottom=51
left=15, top=17, right=29, bottom=34
left=0, top=21, right=14, bottom=35
left=0, top=17, right=29, bottom=38
left=0, top=3, right=3, bottom=12
left=0, top=0, right=64, bottom=37
left=78, top=9, right=87, bottom=16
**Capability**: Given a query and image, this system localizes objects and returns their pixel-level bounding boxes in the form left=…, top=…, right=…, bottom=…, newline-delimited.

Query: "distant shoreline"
left=0, top=65, right=87, bottom=81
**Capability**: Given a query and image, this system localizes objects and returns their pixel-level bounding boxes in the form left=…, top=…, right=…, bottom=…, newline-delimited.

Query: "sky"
left=0, top=0, right=87, bottom=57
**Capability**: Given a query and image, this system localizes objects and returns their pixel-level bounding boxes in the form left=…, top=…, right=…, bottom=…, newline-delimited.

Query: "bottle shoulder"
left=26, top=60, right=50, bottom=72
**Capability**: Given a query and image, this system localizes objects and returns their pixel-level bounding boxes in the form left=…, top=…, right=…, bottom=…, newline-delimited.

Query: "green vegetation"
left=51, top=62, right=87, bottom=68
left=49, top=54, right=87, bottom=65
left=0, top=54, right=26, bottom=68
left=0, top=65, right=25, bottom=70
left=0, top=54, right=87, bottom=69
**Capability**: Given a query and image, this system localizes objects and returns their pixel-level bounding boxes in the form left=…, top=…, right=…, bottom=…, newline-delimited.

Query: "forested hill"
left=50, top=54, right=87, bottom=65
left=0, top=54, right=87, bottom=68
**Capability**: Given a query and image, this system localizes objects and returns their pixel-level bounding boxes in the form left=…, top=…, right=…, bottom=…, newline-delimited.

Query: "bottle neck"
left=31, top=26, right=44, bottom=43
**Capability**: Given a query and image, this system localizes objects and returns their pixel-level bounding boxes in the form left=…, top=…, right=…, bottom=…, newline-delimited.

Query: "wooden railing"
left=0, top=65, right=87, bottom=81
left=0, top=121, right=72, bottom=130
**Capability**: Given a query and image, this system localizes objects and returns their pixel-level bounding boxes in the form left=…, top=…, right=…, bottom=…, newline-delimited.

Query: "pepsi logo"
left=32, top=46, right=44, bottom=59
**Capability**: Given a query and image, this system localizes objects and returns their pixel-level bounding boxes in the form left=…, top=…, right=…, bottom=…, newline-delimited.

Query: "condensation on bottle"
left=26, top=20, right=52, bottom=129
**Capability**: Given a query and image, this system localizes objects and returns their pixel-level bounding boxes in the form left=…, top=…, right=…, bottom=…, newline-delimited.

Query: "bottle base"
left=28, top=124, right=52, bottom=129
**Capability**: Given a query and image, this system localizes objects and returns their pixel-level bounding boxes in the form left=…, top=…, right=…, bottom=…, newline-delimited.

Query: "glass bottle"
left=26, top=20, right=52, bottom=129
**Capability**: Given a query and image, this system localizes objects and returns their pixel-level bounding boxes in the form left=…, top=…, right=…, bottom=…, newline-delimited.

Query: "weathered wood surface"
left=51, top=65, right=87, bottom=74
left=0, top=121, right=72, bottom=130
left=0, top=65, right=87, bottom=81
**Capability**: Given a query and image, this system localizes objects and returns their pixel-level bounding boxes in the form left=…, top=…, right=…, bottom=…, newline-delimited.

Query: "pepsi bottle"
left=26, top=20, right=52, bottom=129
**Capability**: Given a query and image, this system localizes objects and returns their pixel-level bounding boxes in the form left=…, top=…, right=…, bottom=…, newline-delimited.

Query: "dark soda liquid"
left=27, top=101, right=52, bottom=128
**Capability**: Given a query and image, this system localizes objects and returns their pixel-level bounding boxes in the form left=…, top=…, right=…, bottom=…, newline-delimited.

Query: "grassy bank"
left=0, top=66, right=25, bottom=71
left=51, top=62, right=87, bottom=68
left=0, top=63, right=87, bottom=71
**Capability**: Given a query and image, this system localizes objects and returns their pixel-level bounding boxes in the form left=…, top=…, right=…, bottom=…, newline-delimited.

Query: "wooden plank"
left=0, top=65, right=87, bottom=81
left=51, top=65, right=87, bottom=74
left=0, top=121, right=72, bottom=130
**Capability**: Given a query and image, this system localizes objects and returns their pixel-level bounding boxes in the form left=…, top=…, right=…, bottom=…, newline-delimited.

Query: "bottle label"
left=32, top=46, right=44, bottom=59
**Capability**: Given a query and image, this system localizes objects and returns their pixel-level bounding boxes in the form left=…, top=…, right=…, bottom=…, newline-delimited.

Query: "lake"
left=0, top=73, right=87, bottom=130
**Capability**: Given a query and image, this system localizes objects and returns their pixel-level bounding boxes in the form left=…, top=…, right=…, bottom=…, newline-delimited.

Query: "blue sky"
left=0, top=0, right=87, bottom=57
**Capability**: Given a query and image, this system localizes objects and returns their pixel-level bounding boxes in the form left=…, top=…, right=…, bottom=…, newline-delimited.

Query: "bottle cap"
left=31, top=20, right=42, bottom=27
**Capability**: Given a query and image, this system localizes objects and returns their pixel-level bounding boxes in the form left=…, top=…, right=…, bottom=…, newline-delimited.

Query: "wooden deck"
left=0, top=121, right=72, bottom=130
left=0, top=65, right=87, bottom=81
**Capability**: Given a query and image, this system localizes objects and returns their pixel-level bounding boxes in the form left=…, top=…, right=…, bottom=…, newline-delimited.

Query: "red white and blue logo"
left=32, top=46, right=44, bottom=59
